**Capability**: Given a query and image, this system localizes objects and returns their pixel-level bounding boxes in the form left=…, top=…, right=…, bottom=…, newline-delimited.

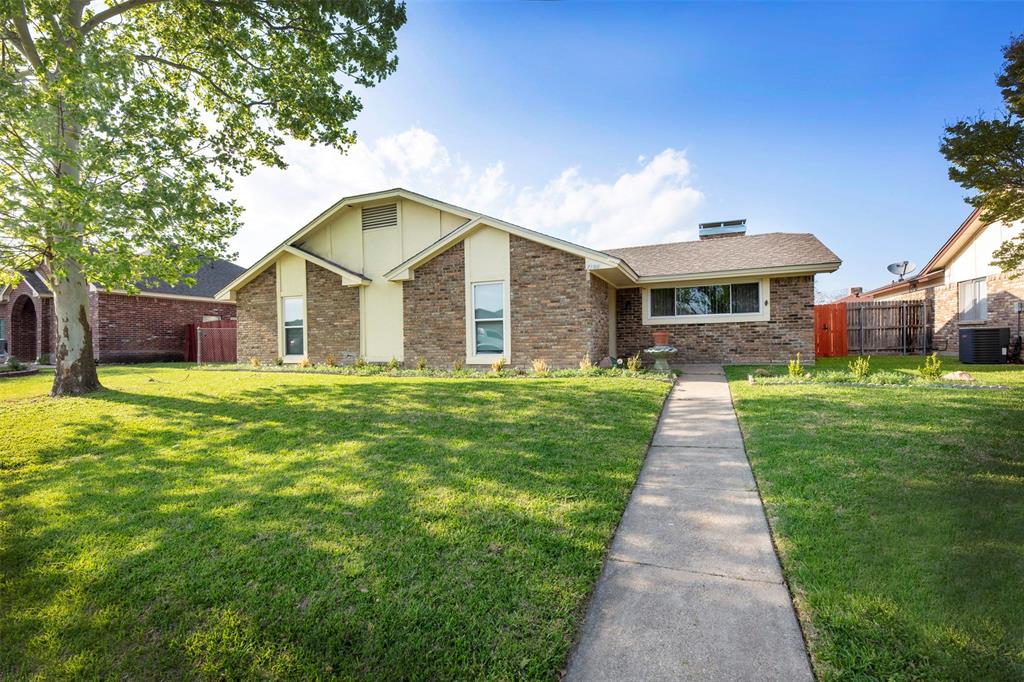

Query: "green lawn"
left=0, top=366, right=669, bottom=679
left=726, top=356, right=1024, bottom=681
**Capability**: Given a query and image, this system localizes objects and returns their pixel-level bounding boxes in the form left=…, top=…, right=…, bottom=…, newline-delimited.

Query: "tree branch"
left=11, top=4, right=46, bottom=75
left=81, top=0, right=168, bottom=34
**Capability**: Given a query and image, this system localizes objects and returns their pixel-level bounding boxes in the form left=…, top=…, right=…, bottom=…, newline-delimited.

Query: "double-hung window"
left=472, top=282, right=505, bottom=354
left=0, top=318, right=5, bottom=353
left=650, top=281, right=762, bottom=317
left=958, top=277, right=987, bottom=322
left=282, top=296, right=305, bottom=356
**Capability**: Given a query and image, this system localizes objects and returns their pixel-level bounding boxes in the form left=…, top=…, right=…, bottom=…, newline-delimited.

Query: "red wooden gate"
left=814, top=303, right=848, bottom=357
left=184, top=320, right=237, bottom=363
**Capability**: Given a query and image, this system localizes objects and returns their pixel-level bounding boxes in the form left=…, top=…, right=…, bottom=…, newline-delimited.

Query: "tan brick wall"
left=615, top=276, right=816, bottom=365
left=306, top=262, right=360, bottom=364
left=403, top=242, right=465, bottom=368
left=932, top=270, right=1024, bottom=354
left=509, top=235, right=607, bottom=368
left=236, top=267, right=278, bottom=363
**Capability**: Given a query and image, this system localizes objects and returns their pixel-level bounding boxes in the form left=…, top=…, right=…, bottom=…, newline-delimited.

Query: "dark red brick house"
left=0, top=259, right=243, bottom=364
left=217, top=188, right=841, bottom=367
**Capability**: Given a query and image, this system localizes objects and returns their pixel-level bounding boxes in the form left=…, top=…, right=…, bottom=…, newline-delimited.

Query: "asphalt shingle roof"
left=604, top=232, right=840, bottom=277
left=138, top=258, right=245, bottom=298
left=19, top=270, right=51, bottom=295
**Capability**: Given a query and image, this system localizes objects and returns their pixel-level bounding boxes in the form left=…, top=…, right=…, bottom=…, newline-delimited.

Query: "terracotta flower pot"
left=652, top=331, right=670, bottom=346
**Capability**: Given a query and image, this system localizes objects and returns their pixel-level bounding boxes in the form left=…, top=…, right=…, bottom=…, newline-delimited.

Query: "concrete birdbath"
left=643, top=345, right=677, bottom=371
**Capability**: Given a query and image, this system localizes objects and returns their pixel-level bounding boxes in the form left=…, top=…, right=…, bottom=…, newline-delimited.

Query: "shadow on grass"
left=1, top=377, right=666, bottom=679
left=728, top=380, right=1024, bottom=680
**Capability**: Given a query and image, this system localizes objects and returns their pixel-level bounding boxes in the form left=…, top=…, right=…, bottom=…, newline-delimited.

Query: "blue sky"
left=231, top=1, right=1023, bottom=296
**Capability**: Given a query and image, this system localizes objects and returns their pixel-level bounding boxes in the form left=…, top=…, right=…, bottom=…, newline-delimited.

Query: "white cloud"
left=229, top=127, right=703, bottom=265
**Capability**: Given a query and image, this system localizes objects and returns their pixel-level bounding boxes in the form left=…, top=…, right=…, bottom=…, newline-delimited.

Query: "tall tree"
left=942, top=34, right=1024, bottom=272
left=0, top=0, right=405, bottom=395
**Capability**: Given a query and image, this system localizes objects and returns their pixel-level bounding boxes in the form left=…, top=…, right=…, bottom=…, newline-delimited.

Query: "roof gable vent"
left=362, top=203, right=398, bottom=230
left=699, top=219, right=746, bottom=240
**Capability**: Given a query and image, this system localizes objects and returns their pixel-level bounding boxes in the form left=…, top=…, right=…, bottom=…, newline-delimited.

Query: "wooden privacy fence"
left=184, top=320, right=237, bottom=363
left=815, top=299, right=932, bottom=357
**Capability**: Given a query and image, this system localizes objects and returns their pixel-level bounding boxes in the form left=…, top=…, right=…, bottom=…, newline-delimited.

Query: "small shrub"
left=579, top=356, right=594, bottom=372
left=788, top=353, right=806, bottom=379
left=416, top=356, right=427, bottom=370
left=5, top=357, right=25, bottom=371
left=918, top=352, right=943, bottom=381
left=298, top=357, right=312, bottom=369
left=848, top=355, right=871, bottom=381
left=531, top=358, right=549, bottom=374
left=325, top=353, right=338, bottom=368
left=249, top=356, right=260, bottom=368
left=490, top=355, right=507, bottom=373
left=386, top=357, right=400, bottom=371
left=451, top=358, right=464, bottom=372
left=36, top=353, right=50, bottom=365
left=626, top=353, right=642, bottom=372
left=275, top=357, right=284, bottom=366
left=867, top=370, right=912, bottom=385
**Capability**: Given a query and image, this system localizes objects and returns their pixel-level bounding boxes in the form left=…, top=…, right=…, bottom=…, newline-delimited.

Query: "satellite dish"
left=887, top=260, right=917, bottom=281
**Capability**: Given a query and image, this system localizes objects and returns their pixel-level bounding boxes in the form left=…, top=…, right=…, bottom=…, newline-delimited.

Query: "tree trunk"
left=50, top=257, right=101, bottom=396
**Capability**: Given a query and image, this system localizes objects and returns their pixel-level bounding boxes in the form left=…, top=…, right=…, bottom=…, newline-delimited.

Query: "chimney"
left=848, top=287, right=863, bottom=297
left=699, top=219, right=746, bottom=240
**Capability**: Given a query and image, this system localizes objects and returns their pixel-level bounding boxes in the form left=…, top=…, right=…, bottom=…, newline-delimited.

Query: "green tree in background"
left=1, top=0, right=405, bottom=395
left=942, top=34, right=1024, bottom=272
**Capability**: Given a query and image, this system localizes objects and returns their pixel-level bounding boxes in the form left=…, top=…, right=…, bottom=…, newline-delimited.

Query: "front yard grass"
left=1, top=365, right=669, bottom=679
left=726, top=356, right=1024, bottom=680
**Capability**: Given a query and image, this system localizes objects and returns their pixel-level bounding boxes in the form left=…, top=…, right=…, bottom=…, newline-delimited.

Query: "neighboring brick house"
left=217, top=188, right=841, bottom=367
left=0, top=259, right=243, bottom=363
left=863, top=208, right=1024, bottom=355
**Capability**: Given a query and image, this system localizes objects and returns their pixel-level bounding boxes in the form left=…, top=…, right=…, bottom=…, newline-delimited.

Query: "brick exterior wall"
left=1, top=280, right=55, bottom=362
left=403, top=242, right=465, bottom=368
left=236, top=267, right=279, bottom=364
left=509, top=235, right=608, bottom=368
left=306, top=261, right=360, bottom=364
left=615, top=276, right=816, bottom=365
left=931, top=270, right=1024, bottom=355
left=95, top=292, right=236, bottom=363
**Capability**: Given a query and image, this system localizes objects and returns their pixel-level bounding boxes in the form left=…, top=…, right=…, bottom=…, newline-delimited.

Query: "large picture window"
left=958, top=277, right=987, bottom=322
left=282, top=296, right=305, bottom=356
left=473, top=282, right=505, bottom=354
left=650, top=282, right=761, bottom=317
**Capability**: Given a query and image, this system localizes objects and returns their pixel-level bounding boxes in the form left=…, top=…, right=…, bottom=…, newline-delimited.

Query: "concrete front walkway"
left=564, top=365, right=812, bottom=681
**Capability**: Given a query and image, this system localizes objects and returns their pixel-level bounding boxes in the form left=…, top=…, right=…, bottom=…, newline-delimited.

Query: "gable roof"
left=383, top=215, right=634, bottom=282
left=136, top=258, right=245, bottom=298
left=216, top=243, right=370, bottom=300
left=605, top=233, right=841, bottom=280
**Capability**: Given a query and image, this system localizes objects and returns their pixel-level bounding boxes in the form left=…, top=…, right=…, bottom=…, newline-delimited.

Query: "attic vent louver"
left=362, top=203, right=398, bottom=230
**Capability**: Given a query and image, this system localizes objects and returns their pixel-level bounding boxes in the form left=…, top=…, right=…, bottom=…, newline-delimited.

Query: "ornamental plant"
left=849, top=355, right=871, bottom=381
left=788, top=353, right=806, bottom=379
left=918, top=353, right=944, bottom=381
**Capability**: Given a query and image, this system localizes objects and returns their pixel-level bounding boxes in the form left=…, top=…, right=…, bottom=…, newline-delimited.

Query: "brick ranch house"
left=216, top=188, right=841, bottom=367
left=0, top=259, right=243, bottom=364
left=862, top=208, right=1023, bottom=354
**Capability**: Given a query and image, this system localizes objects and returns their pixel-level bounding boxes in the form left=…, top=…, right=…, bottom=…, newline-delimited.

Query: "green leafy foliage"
left=0, top=1, right=406, bottom=390
left=918, top=352, right=944, bottom=381
left=849, top=355, right=871, bottom=381
left=941, top=35, right=1024, bottom=271
left=788, top=352, right=806, bottom=379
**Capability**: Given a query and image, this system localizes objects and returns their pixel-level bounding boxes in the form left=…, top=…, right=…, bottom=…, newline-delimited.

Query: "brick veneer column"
left=402, top=241, right=465, bottom=368
left=509, top=235, right=606, bottom=368
left=306, top=261, right=360, bottom=364
left=236, top=267, right=278, bottom=364
left=615, top=276, right=816, bottom=364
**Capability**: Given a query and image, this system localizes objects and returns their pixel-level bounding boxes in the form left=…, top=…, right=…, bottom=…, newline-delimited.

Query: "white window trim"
left=466, top=279, right=510, bottom=365
left=281, top=294, right=307, bottom=362
left=958, top=277, right=988, bottom=323
left=642, top=277, right=770, bottom=325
